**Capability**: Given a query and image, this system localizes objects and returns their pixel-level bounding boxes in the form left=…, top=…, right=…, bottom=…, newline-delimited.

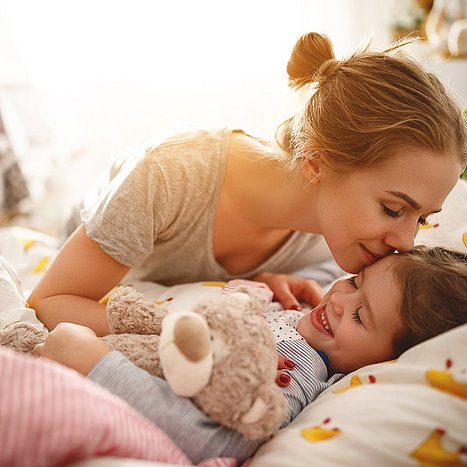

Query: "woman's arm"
left=28, top=225, right=130, bottom=336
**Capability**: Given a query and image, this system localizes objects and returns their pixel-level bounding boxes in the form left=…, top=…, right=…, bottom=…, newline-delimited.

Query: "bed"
left=0, top=179, right=466, bottom=467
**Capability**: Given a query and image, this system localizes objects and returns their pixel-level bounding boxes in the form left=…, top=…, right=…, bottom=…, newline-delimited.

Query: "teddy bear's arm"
left=0, top=322, right=48, bottom=353
left=105, top=286, right=168, bottom=335
left=101, top=333, right=164, bottom=378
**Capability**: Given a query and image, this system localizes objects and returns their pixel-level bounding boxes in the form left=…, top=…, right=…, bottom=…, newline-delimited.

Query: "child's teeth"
left=320, top=311, right=330, bottom=331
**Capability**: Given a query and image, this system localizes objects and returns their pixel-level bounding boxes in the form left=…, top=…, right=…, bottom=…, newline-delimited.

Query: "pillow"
left=250, top=324, right=467, bottom=466
left=415, top=178, right=467, bottom=251
left=0, top=254, right=44, bottom=329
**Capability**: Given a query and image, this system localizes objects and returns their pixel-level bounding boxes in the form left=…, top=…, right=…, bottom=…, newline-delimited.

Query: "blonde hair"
left=391, top=246, right=467, bottom=356
left=276, top=32, right=467, bottom=174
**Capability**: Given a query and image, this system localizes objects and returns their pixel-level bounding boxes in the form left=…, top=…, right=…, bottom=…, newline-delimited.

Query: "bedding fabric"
left=0, top=346, right=238, bottom=467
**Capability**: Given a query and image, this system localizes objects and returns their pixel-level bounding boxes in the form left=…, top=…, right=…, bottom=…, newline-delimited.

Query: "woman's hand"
left=253, top=272, right=324, bottom=310
left=276, top=354, right=295, bottom=387
left=32, top=322, right=112, bottom=376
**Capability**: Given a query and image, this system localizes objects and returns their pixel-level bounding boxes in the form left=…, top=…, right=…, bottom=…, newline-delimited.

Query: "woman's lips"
left=360, top=244, right=382, bottom=265
left=310, top=305, right=333, bottom=336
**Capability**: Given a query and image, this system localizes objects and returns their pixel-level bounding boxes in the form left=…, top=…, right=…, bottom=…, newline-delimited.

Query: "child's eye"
left=383, top=206, right=402, bottom=218
left=418, top=217, right=428, bottom=226
left=352, top=306, right=363, bottom=324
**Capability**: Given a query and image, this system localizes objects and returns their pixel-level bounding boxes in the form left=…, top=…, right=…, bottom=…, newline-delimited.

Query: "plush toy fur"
left=0, top=285, right=287, bottom=440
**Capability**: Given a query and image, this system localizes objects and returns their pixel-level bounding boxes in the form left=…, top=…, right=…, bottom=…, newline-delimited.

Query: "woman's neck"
left=225, top=133, right=321, bottom=234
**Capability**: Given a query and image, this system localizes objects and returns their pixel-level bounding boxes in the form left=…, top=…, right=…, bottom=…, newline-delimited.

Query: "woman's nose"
left=383, top=221, right=417, bottom=253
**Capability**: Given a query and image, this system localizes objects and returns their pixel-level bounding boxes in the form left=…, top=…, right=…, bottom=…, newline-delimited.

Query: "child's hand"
left=32, top=322, right=112, bottom=376
left=253, top=272, right=324, bottom=310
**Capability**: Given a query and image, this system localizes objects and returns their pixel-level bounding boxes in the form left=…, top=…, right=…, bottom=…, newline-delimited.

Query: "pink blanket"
left=0, top=347, right=237, bottom=467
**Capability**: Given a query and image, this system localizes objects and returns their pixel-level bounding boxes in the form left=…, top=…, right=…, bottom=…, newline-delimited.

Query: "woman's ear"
left=302, top=155, right=322, bottom=184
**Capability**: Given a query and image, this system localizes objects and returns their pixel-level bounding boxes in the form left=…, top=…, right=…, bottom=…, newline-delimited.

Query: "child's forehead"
left=364, top=254, right=400, bottom=277
left=362, top=256, right=403, bottom=327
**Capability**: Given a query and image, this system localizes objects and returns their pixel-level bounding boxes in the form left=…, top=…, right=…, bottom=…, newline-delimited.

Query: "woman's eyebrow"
left=386, top=191, right=421, bottom=210
left=386, top=190, right=443, bottom=214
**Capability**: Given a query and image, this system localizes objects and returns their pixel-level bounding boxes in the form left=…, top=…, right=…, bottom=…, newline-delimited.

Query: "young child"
left=28, top=245, right=467, bottom=464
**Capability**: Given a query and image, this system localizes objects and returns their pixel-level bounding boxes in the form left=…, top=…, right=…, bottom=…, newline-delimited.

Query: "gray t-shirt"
left=81, top=128, right=333, bottom=285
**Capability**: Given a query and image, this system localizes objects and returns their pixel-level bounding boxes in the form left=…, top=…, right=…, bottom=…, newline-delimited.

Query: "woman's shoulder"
left=144, top=128, right=239, bottom=154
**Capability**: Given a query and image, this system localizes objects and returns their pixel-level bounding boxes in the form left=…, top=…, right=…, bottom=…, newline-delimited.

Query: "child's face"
left=297, top=255, right=404, bottom=374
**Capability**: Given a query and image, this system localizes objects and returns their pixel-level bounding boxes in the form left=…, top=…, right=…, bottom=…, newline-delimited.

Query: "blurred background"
left=0, top=0, right=466, bottom=235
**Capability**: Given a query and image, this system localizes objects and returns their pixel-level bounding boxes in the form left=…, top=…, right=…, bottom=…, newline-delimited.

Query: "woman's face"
left=312, top=148, right=461, bottom=274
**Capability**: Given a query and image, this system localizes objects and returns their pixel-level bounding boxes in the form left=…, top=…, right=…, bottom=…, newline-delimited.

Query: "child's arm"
left=33, top=323, right=264, bottom=464
left=32, top=323, right=112, bottom=375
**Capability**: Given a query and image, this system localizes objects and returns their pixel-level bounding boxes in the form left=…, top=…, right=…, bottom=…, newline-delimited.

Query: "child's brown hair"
left=391, top=245, right=467, bottom=356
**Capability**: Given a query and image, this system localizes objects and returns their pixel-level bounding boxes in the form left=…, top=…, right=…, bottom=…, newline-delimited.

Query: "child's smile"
left=309, top=305, right=333, bottom=336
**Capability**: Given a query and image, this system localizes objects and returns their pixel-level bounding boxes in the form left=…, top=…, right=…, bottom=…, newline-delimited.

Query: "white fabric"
left=415, top=178, right=467, bottom=250
left=0, top=255, right=45, bottom=330
left=265, top=304, right=303, bottom=341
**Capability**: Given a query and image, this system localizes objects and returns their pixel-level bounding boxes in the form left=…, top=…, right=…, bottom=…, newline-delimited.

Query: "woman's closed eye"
left=383, top=205, right=402, bottom=219
left=384, top=205, right=429, bottom=225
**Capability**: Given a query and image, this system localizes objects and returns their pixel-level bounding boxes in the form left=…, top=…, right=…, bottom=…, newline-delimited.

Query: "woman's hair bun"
left=287, top=32, right=335, bottom=89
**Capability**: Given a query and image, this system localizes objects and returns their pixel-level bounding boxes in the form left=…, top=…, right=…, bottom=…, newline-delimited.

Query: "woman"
left=29, top=32, right=466, bottom=336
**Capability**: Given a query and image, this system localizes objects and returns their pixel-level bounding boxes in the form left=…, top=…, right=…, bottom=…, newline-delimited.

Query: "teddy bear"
left=0, top=284, right=288, bottom=440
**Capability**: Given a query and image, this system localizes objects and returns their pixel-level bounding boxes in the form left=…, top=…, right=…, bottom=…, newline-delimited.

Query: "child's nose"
left=328, top=292, right=345, bottom=318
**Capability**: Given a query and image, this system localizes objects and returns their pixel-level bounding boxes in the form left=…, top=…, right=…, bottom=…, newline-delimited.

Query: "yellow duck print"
left=333, top=374, right=377, bottom=394
left=410, top=428, right=467, bottom=466
left=32, top=256, right=50, bottom=273
left=426, top=359, right=467, bottom=399
left=301, top=418, right=341, bottom=442
left=419, top=222, right=439, bottom=230
left=200, top=281, right=226, bottom=288
left=21, top=238, right=37, bottom=252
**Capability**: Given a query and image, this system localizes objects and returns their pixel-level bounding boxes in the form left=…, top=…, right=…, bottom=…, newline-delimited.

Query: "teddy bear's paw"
left=0, top=321, right=48, bottom=353
left=159, top=311, right=213, bottom=397
left=224, top=286, right=270, bottom=316
left=103, top=333, right=164, bottom=378
left=237, top=388, right=288, bottom=440
left=106, top=286, right=168, bottom=334
left=223, top=280, right=273, bottom=303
